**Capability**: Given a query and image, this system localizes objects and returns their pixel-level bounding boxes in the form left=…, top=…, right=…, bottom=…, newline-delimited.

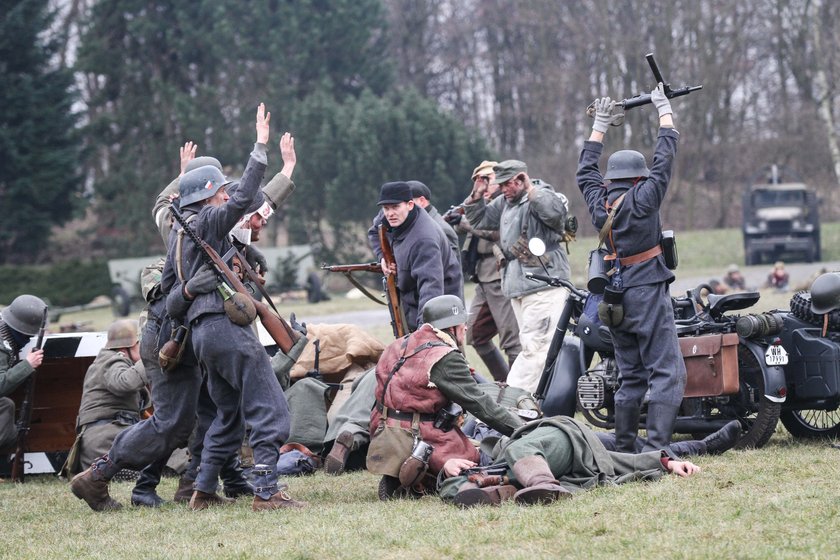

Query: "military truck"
left=742, top=166, right=820, bottom=266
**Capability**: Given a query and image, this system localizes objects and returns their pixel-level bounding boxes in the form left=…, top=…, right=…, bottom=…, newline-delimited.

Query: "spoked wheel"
left=780, top=408, right=840, bottom=439
left=726, top=344, right=781, bottom=449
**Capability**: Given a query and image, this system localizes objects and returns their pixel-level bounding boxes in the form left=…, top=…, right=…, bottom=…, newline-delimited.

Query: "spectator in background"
left=766, top=261, right=790, bottom=291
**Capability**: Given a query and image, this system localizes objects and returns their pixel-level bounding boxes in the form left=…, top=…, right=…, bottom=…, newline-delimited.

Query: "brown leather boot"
left=453, top=482, right=517, bottom=508
left=511, top=455, right=572, bottom=505
left=70, top=456, right=122, bottom=512
left=324, top=431, right=355, bottom=475
left=189, top=490, right=235, bottom=511
left=172, top=475, right=195, bottom=503
left=252, top=487, right=307, bottom=512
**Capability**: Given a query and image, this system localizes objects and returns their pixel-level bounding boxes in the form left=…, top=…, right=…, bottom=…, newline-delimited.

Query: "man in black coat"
left=370, top=181, right=463, bottom=331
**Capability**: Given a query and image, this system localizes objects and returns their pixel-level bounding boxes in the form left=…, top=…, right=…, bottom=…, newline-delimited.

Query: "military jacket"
left=371, top=325, right=522, bottom=473
left=0, top=337, right=33, bottom=397
left=463, top=180, right=571, bottom=298
left=576, top=128, right=678, bottom=289
left=76, top=349, right=148, bottom=427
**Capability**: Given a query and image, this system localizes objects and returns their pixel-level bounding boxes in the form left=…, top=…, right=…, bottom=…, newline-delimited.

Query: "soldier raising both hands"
left=576, top=84, right=686, bottom=454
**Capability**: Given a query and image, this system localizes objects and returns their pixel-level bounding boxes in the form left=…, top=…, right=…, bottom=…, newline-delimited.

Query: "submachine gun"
left=11, top=307, right=48, bottom=483
left=170, top=207, right=301, bottom=353
left=321, top=225, right=408, bottom=339
left=586, top=53, right=702, bottom=119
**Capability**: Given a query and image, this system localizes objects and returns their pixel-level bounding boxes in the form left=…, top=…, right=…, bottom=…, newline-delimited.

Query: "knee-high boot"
left=475, top=343, right=510, bottom=382
left=641, top=403, right=680, bottom=452
left=613, top=405, right=641, bottom=453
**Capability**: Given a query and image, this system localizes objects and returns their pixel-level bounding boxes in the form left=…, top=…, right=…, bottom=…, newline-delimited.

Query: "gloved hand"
left=185, top=264, right=218, bottom=298
left=246, top=246, right=269, bottom=276
left=651, top=82, right=672, bottom=117
left=592, top=97, right=616, bottom=133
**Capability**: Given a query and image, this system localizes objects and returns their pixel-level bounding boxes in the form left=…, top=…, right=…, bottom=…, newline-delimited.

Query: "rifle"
left=170, top=208, right=301, bottom=354
left=379, top=224, right=408, bottom=338
left=11, top=306, right=48, bottom=483
left=321, top=262, right=388, bottom=306
left=586, top=53, right=702, bottom=118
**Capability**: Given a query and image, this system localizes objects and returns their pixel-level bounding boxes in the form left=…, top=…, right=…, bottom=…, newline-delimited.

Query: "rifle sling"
left=232, top=246, right=281, bottom=317
left=340, top=272, right=387, bottom=306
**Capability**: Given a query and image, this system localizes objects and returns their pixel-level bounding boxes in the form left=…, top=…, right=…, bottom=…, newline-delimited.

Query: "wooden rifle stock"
left=11, top=307, right=48, bottom=482
left=321, top=262, right=381, bottom=273
left=171, top=209, right=300, bottom=354
left=379, top=225, right=408, bottom=338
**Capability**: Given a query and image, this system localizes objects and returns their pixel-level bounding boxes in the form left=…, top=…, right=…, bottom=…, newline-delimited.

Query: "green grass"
left=5, top=227, right=840, bottom=559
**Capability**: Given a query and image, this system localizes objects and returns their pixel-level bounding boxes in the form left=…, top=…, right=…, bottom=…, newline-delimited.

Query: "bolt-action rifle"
left=11, top=306, right=48, bottom=483
left=379, top=224, right=408, bottom=338
left=170, top=208, right=301, bottom=353
left=321, top=261, right=388, bottom=306
left=586, top=53, right=702, bottom=118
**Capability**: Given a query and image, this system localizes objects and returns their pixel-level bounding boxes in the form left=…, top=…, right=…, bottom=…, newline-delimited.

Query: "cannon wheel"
left=731, top=343, right=781, bottom=449
left=780, top=408, right=840, bottom=439
left=111, top=286, right=131, bottom=317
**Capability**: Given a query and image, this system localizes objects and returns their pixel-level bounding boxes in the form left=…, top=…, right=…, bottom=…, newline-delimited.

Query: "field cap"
left=491, top=160, right=527, bottom=185
left=377, top=181, right=413, bottom=205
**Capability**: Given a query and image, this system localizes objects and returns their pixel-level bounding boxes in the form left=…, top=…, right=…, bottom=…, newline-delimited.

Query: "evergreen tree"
left=0, top=0, right=81, bottom=264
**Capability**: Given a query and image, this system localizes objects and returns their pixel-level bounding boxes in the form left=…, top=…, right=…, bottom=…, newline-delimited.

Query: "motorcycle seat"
left=707, top=291, right=761, bottom=314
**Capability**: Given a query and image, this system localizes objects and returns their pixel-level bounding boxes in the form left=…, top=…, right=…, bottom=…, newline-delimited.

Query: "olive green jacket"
left=76, top=349, right=148, bottom=427
left=0, top=339, right=33, bottom=397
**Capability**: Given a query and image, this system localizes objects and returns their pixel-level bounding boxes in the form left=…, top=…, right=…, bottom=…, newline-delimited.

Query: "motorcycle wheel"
left=790, top=291, right=840, bottom=330
left=780, top=409, right=840, bottom=439
left=731, top=344, right=782, bottom=449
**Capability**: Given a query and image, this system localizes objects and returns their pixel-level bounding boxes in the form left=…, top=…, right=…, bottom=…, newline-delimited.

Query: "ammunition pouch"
left=432, top=402, right=463, bottom=432
left=661, top=230, right=678, bottom=270
left=597, top=286, right=625, bottom=327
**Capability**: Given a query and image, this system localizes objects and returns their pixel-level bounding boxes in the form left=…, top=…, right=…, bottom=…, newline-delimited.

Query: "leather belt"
left=376, top=402, right=435, bottom=423
left=605, top=245, right=662, bottom=267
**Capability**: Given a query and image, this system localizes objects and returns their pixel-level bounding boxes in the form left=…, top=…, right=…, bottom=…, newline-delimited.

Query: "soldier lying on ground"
left=440, top=415, right=700, bottom=508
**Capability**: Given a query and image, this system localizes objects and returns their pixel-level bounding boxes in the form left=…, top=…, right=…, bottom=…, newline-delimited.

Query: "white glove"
left=651, top=82, right=672, bottom=117
left=592, top=97, right=616, bottom=133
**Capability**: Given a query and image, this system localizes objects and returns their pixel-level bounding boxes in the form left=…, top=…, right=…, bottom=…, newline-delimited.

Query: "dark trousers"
left=109, top=313, right=201, bottom=469
left=610, top=282, right=686, bottom=408
left=190, top=314, right=290, bottom=493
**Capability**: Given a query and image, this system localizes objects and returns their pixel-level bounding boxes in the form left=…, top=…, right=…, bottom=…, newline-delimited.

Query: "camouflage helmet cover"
left=105, top=319, right=140, bottom=349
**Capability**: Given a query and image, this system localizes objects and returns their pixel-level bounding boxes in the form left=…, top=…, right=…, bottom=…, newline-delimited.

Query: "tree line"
left=2, top=0, right=838, bottom=266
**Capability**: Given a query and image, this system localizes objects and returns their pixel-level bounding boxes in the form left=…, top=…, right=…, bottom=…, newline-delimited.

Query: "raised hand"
left=592, top=97, right=617, bottom=133
left=179, top=141, right=197, bottom=175
left=279, top=132, right=296, bottom=178
left=256, top=102, right=271, bottom=145
left=651, top=82, right=673, bottom=117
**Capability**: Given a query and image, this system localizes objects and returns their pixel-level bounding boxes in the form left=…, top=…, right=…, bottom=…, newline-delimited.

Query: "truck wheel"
left=780, top=409, right=840, bottom=439
left=732, top=343, right=781, bottom=449
left=789, top=291, right=840, bottom=330
left=111, top=286, right=131, bottom=317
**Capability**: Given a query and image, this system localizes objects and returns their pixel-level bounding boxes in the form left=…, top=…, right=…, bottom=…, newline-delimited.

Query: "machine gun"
left=170, top=208, right=301, bottom=353
left=586, top=53, right=702, bottom=118
left=11, top=307, right=48, bottom=483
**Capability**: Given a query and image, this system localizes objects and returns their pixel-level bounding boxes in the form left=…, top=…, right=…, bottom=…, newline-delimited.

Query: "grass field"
left=2, top=228, right=840, bottom=559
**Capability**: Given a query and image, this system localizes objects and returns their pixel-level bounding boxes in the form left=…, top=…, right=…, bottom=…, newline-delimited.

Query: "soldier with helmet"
left=575, top=84, right=687, bottom=453
left=66, top=319, right=148, bottom=473
left=0, top=295, right=47, bottom=450
left=368, top=295, right=524, bottom=494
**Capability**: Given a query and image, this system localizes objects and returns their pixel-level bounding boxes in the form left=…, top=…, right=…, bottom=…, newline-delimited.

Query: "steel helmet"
left=1, top=295, right=47, bottom=336
left=179, top=165, right=231, bottom=207
left=421, top=295, right=468, bottom=329
left=184, top=156, right=223, bottom=174
left=809, top=272, right=840, bottom=314
left=104, top=319, right=140, bottom=349
left=604, top=150, right=650, bottom=181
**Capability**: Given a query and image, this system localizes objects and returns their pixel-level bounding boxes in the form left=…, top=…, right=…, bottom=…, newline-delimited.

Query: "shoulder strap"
left=597, top=192, right=627, bottom=248
left=379, top=338, right=449, bottom=408
left=174, top=214, right=197, bottom=283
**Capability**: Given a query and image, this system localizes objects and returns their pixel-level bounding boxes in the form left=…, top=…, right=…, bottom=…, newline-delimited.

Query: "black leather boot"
left=641, top=403, right=680, bottom=452
left=220, top=454, right=252, bottom=498
left=475, top=343, right=510, bottom=382
left=701, top=420, right=742, bottom=455
left=613, top=405, right=641, bottom=453
left=131, top=456, right=167, bottom=508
